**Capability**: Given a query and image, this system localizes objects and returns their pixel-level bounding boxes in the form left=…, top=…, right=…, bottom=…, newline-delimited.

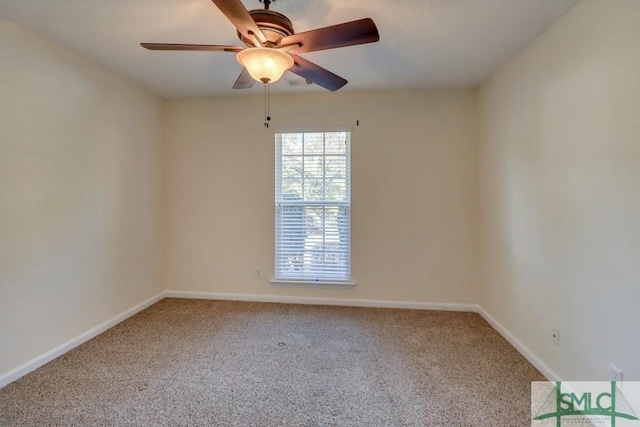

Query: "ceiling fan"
left=141, top=0, right=380, bottom=91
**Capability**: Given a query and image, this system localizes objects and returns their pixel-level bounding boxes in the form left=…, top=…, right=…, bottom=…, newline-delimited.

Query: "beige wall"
left=164, top=91, right=479, bottom=304
left=0, top=18, right=165, bottom=375
left=478, top=0, right=640, bottom=380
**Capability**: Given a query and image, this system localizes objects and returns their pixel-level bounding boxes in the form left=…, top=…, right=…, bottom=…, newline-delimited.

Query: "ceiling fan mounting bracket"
left=258, top=0, right=276, bottom=10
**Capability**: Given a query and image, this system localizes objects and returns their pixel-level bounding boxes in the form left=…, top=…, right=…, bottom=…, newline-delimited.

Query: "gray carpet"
left=0, top=299, right=543, bottom=426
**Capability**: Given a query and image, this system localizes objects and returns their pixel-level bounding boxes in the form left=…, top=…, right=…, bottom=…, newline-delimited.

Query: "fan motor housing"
left=238, top=9, right=295, bottom=46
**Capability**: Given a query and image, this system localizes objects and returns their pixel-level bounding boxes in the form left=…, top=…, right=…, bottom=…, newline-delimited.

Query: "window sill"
left=270, top=279, right=356, bottom=287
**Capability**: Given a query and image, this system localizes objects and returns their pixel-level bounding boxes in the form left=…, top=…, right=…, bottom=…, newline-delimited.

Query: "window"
left=274, top=130, right=351, bottom=283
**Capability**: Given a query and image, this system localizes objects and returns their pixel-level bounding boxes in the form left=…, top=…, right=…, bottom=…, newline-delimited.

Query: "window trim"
left=269, top=278, right=356, bottom=287
left=273, top=127, right=353, bottom=285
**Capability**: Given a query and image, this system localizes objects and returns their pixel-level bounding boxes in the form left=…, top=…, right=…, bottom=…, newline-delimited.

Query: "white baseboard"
left=0, top=292, right=165, bottom=389
left=163, top=290, right=477, bottom=312
left=477, top=305, right=560, bottom=381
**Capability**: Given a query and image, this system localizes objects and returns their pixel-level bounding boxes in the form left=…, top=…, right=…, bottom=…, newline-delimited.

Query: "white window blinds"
left=275, top=131, right=351, bottom=282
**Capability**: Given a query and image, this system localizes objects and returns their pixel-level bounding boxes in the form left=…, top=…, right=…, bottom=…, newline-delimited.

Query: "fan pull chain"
left=264, top=83, right=271, bottom=128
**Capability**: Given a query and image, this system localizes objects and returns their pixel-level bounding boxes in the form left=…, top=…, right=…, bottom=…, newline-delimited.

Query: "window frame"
left=272, top=127, right=354, bottom=286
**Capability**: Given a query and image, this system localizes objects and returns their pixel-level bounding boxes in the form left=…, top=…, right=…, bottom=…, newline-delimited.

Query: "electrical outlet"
left=255, top=269, right=261, bottom=279
left=610, top=365, right=623, bottom=382
left=551, top=328, right=560, bottom=347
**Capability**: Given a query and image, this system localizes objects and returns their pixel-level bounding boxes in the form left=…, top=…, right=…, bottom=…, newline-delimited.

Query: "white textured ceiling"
left=0, top=0, right=580, bottom=98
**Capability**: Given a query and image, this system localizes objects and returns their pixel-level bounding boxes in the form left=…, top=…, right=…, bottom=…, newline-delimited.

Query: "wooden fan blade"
left=141, top=43, right=243, bottom=52
left=233, top=68, right=255, bottom=89
left=210, top=0, right=267, bottom=45
left=289, top=54, right=347, bottom=91
left=279, top=18, right=379, bottom=54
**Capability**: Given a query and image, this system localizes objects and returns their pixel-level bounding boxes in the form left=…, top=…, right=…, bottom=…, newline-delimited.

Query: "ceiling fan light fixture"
left=236, top=47, right=294, bottom=84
